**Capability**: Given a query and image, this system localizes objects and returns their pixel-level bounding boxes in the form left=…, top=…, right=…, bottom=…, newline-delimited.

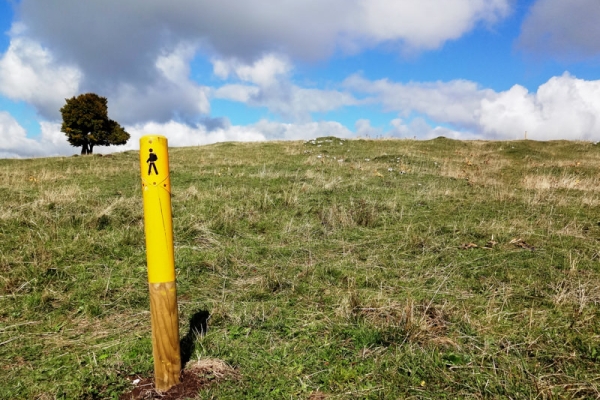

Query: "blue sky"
left=0, top=0, right=599, bottom=157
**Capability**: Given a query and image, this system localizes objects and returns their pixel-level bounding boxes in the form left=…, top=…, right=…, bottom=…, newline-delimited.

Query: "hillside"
left=1, top=138, right=600, bottom=399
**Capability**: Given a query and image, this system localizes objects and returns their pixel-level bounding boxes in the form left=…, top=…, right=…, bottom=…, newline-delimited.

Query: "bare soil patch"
left=120, top=359, right=237, bottom=400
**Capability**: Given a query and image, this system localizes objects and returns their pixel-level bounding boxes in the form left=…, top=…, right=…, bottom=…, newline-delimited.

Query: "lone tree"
left=60, top=93, right=130, bottom=155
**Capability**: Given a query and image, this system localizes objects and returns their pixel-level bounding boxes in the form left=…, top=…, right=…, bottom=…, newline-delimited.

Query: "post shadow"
left=180, top=309, right=210, bottom=369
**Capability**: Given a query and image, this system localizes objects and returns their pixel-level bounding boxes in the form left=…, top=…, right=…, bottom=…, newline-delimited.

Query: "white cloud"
left=121, top=120, right=266, bottom=150
left=257, top=85, right=358, bottom=121
left=213, top=54, right=292, bottom=86
left=4, top=0, right=513, bottom=130
left=0, top=111, right=41, bottom=158
left=8, top=70, right=598, bottom=159
left=388, top=117, right=475, bottom=140
left=480, top=73, right=600, bottom=140
left=355, top=0, right=511, bottom=51
left=345, top=74, right=495, bottom=128
left=214, top=82, right=358, bottom=122
left=110, top=81, right=209, bottom=125
left=0, top=26, right=211, bottom=127
left=347, top=73, right=600, bottom=141
left=156, top=43, right=196, bottom=83
left=0, top=116, right=358, bottom=158
left=479, top=85, right=537, bottom=139
left=38, top=121, right=75, bottom=154
left=17, top=0, right=512, bottom=70
left=0, top=24, right=210, bottom=125
left=109, top=44, right=211, bottom=124
left=213, top=84, right=261, bottom=103
left=0, top=34, right=81, bottom=119
left=213, top=54, right=358, bottom=121
left=518, top=0, right=600, bottom=61
left=355, top=119, right=383, bottom=138
left=0, top=114, right=73, bottom=158
left=122, top=119, right=353, bottom=149
left=250, top=119, right=352, bottom=141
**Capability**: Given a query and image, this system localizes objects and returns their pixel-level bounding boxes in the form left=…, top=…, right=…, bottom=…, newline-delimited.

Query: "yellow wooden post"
left=139, top=135, right=181, bottom=392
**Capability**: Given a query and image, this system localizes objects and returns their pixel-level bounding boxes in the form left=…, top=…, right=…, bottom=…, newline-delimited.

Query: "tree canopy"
left=60, top=93, right=130, bottom=154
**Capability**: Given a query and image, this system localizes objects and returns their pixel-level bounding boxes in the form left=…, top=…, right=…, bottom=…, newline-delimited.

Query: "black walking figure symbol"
left=147, top=148, right=158, bottom=175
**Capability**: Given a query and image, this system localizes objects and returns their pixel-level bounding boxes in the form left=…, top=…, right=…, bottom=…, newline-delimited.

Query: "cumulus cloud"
left=0, top=33, right=210, bottom=125
left=0, top=116, right=356, bottom=158
left=250, top=119, right=352, bottom=140
left=213, top=54, right=359, bottom=121
left=38, top=121, right=76, bottom=153
left=348, top=73, right=600, bottom=141
left=480, top=73, right=600, bottom=140
left=215, top=82, right=358, bottom=122
left=388, top=117, right=471, bottom=140
left=3, top=0, right=512, bottom=133
left=28, top=117, right=347, bottom=160
left=0, top=113, right=73, bottom=158
left=354, top=0, right=511, bottom=52
left=254, top=85, right=358, bottom=121
left=355, top=119, right=383, bottom=138
left=0, top=28, right=81, bottom=119
left=0, top=111, right=40, bottom=158
left=122, top=120, right=266, bottom=150
left=122, top=119, right=352, bottom=149
left=109, top=44, right=211, bottom=124
left=213, top=84, right=261, bottom=103
left=0, top=25, right=210, bottom=125
left=17, top=0, right=512, bottom=71
left=344, top=74, right=495, bottom=128
left=213, top=54, right=292, bottom=86
left=518, top=0, right=600, bottom=61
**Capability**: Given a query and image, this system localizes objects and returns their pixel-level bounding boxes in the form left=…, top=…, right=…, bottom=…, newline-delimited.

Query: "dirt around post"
left=120, top=358, right=238, bottom=400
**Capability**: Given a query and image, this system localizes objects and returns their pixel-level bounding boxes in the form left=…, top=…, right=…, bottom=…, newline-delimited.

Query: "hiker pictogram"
left=147, top=148, right=158, bottom=175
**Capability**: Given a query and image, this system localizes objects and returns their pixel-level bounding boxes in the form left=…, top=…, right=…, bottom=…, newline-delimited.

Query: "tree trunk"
left=80, top=142, right=93, bottom=155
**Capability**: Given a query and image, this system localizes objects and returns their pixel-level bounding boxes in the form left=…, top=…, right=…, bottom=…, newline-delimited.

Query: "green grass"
left=1, top=138, right=600, bottom=399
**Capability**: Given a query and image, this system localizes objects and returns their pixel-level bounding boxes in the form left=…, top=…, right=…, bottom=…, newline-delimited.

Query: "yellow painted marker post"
left=139, top=135, right=181, bottom=392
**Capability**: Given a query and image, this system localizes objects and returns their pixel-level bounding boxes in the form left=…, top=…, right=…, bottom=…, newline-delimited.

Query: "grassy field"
left=1, top=137, right=600, bottom=399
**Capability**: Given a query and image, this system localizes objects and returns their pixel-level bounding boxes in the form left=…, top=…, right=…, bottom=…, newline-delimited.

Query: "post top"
left=140, top=134, right=167, bottom=142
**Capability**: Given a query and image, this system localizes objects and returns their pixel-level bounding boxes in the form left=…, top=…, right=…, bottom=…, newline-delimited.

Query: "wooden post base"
left=149, top=281, right=181, bottom=391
